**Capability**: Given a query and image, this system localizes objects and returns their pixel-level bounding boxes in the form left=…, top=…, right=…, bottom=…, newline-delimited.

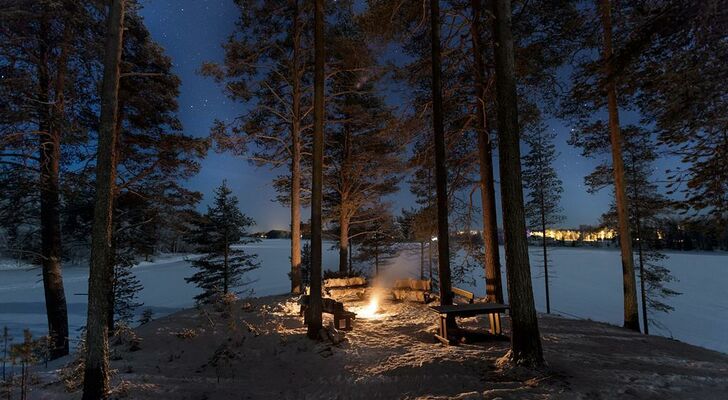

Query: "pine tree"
left=491, top=0, right=544, bottom=367
left=307, top=0, right=325, bottom=340
left=324, top=19, right=404, bottom=274
left=110, top=230, right=143, bottom=326
left=586, top=126, right=680, bottom=334
left=83, top=0, right=125, bottom=397
left=0, top=0, right=100, bottom=359
left=352, top=210, right=400, bottom=277
left=186, top=182, right=260, bottom=304
left=430, top=0, right=455, bottom=317
left=522, top=128, right=564, bottom=314
left=609, top=2, right=727, bottom=230
left=201, top=0, right=316, bottom=295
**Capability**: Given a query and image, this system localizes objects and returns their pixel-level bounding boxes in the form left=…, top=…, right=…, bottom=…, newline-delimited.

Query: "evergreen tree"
left=353, top=212, right=401, bottom=277
left=0, top=0, right=101, bottom=359
left=522, top=128, right=564, bottom=314
left=83, top=0, right=126, bottom=397
left=609, top=2, right=727, bottom=231
left=324, top=18, right=404, bottom=274
left=563, top=0, right=641, bottom=332
left=307, top=0, right=325, bottom=340
left=186, top=182, right=260, bottom=304
left=110, top=245, right=143, bottom=326
left=201, top=0, right=316, bottom=295
left=491, top=0, right=544, bottom=367
left=586, top=126, right=680, bottom=334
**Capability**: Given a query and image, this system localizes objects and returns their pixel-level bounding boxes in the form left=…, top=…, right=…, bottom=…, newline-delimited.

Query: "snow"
left=0, top=239, right=726, bottom=355
left=29, top=295, right=728, bottom=399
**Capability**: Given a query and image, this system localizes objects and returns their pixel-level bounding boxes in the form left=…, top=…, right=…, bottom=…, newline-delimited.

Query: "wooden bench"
left=452, top=287, right=475, bottom=304
left=428, top=303, right=509, bottom=345
left=391, top=279, right=432, bottom=303
left=300, top=295, right=356, bottom=331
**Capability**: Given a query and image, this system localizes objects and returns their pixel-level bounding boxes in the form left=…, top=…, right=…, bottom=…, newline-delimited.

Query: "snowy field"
left=0, top=239, right=726, bottom=354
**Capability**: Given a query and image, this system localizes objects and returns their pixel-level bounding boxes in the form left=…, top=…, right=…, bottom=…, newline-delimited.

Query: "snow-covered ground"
left=0, top=239, right=726, bottom=354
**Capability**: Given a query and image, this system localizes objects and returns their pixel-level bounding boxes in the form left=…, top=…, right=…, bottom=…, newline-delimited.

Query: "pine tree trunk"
left=289, top=0, right=303, bottom=294
left=223, top=233, right=229, bottom=295
left=83, top=1, right=125, bottom=398
left=637, top=218, right=648, bottom=335
left=541, top=197, right=550, bottom=314
left=339, top=213, right=349, bottom=274
left=430, top=0, right=454, bottom=314
left=470, top=0, right=503, bottom=304
left=37, top=12, right=69, bottom=360
left=491, top=0, right=544, bottom=367
left=375, top=238, right=379, bottom=276
left=598, top=0, right=640, bottom=332
left=349, top=239, right=353, bottom=269
left=420, top=241, right=425, bottom=279
left=307, top=0, right=325, bottom=340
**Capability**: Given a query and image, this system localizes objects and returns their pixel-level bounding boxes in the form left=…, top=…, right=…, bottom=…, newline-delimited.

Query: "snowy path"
left=0, top=240, right=726, bottom=354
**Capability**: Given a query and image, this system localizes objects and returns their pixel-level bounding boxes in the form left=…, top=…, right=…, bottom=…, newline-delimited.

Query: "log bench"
left=300, top=295, right=356, bottom=331
left=428, top=302, right=509, bottom=345
left=391, top=279, right=432, bottom=303
left=323, top=277, right=368, bottom=299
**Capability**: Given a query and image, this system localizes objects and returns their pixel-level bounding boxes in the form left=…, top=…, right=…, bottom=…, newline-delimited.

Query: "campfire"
left=357, top=291, right=383, bottom=319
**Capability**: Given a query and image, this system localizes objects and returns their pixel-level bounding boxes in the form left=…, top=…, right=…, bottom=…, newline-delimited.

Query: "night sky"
left=138, top=0, right=655, bottom=231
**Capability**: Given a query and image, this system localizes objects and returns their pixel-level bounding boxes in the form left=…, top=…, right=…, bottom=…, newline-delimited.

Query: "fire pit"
left=355, top=291, right=385, bottom=319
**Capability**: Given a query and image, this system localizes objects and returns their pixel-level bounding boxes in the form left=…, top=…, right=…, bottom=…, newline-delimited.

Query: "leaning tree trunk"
left=491, top=0, right=544, bottom=367
left=37, top=12, right=70, bottom=360
left=289, top=0, right=303, bottom=294
left=83, top=1, right=125, bottom=398
left=430, top=0, right=454, bottom=313
left=470, top=0, right=504, bottom=304
left=306, top=0, right=325, bottom=340
left=598, top=0, right=640, bottom=332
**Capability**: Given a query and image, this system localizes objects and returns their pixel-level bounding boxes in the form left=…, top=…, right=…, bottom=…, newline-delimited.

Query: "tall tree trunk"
left=349, top=239, right=353, bottom=269
left=430, top=0, right=454, bottom=313
left=428, top=238, right=433, bottom=281
left=289, top=0, right=303, bottom=294
left=630, top=158, right=649, bottom=335
left=375, top=239, right=379, bottom=276
left=107, top=102, right=124, bottom=335
left=37, top=12, right=70, bottom=360
left=636, top=212, right=648, bottom=334
left=83, top=1, right=125, bottom=398
left=540, top=192, right=550, bottom=314
left=470, top=0, right=503, bottom=304
left=339, top=213, right=349, bottom=274
left=491, top=0, right=544, bottom=367
left=598, top=0, right=640, bottom=332
left=223, top=232, right=229, bottom=294
left=420, top=241, right=425, bottom=279
left=307, top=0, right=325, bottom=340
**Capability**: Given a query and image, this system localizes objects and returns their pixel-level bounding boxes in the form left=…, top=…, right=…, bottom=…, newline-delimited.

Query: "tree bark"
left=420, top=241, right=425, bottom=279
left=339, top=213, right=349, bottom=274
left=83, top=1, right=125, bottom=398
left=307, top=0, right=324, bottom=340
left=470, top=0, right=504, bottom=304
left=37, top=11, right=70, bottom=360
left=430, top=0, right=454, bottom=314
left=540, top=192, right=550, bottom=314
left=598, top=0, right=640, bottom=332
left=289, top=0, right=303, bottom=294
left=491, top=0, right=544, bottom=367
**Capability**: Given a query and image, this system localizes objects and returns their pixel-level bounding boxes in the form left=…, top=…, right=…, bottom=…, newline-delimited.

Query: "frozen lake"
left=0, top=239, right=726, bottom=354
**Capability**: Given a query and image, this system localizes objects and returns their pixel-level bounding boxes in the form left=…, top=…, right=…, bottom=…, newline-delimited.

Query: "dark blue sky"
left=138, top=0, right=641, bottom=231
